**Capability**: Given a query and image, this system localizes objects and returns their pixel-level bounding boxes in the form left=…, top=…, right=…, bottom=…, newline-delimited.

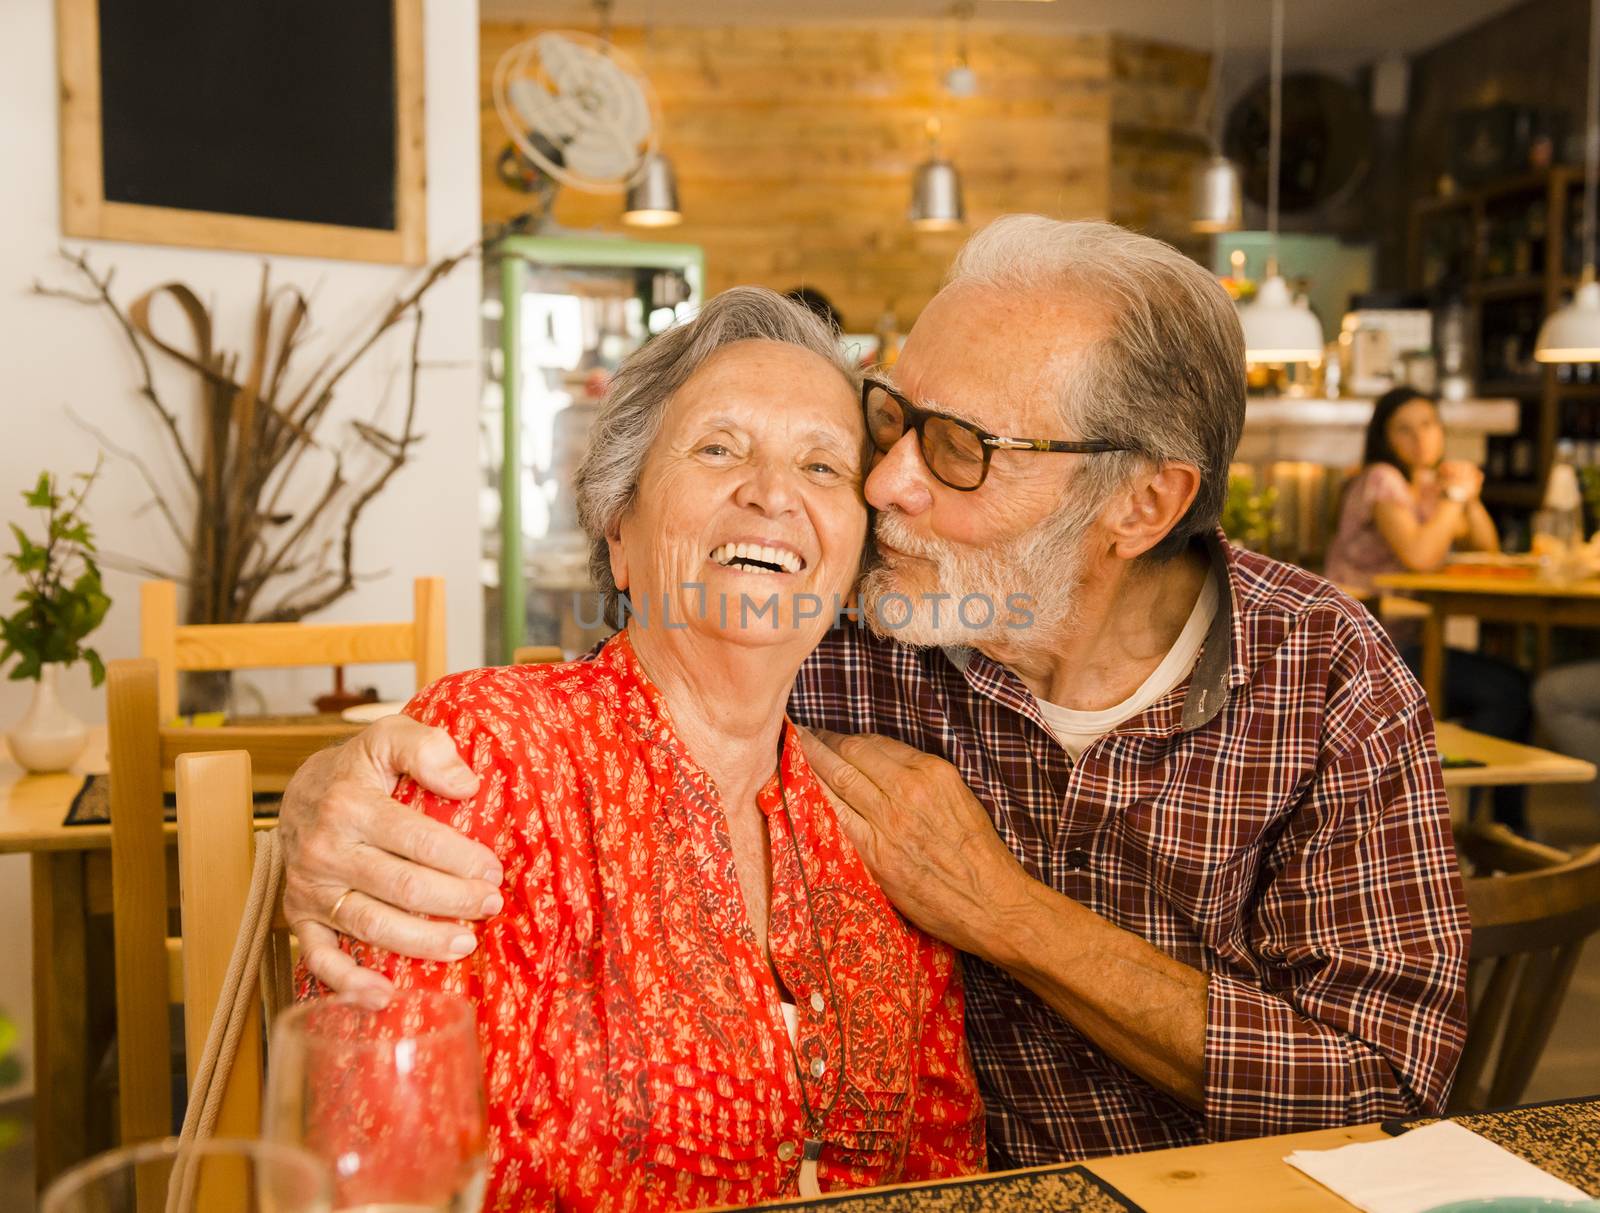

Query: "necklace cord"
left=629, top=720, right=850, bottom=1179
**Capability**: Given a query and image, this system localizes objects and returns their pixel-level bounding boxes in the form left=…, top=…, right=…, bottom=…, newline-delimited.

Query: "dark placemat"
left=1382, top=1094, right=1600, bottom=1196
left=64, top=773, right=281, bottom=827
left=755, top=1165, right=1142, bottom=1212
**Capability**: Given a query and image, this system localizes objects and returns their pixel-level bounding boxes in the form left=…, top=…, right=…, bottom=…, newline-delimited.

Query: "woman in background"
left=1326, top=386, right=1533, bottom=831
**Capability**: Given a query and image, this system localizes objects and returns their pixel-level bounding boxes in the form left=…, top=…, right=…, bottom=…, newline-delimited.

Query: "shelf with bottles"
left=1477, top=379, right=1547, bottom=397
left=1478, top=294, right=1549, bottom=384
left=1416, top=207, right=1475, bottom=293
left=1559, top=177, right=1593, bottom=279
left=1553, top=367, right=1600, bottom=393
left=1481, top=191, right=1550, bottom=281
left=1471, top=275, right=1549, bottom=301
left=1484, top=479, right=1547, bottom=508
left=1559, top=398, right=1600, bottom=467
left=1483, top=395, right=1545, bottom=485
left=1408, top=167, right=1584, bottom=513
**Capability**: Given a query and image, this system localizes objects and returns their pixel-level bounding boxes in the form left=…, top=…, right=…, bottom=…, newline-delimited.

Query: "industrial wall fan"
left=492, top=28, right=665, bottom=227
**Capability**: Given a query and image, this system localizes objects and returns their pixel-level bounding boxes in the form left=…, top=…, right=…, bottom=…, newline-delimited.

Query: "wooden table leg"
left=31, top=850, right=89, bottom=1191
left=1421, top=603, right=1447, bottom=718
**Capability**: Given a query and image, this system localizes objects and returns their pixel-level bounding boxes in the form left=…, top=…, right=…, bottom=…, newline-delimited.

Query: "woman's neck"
left=625, top=623, right=798, bottom=801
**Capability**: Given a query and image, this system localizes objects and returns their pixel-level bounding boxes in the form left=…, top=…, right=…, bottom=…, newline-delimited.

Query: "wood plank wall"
left=1109, top=36, right=1212, bottom=262
left=481, top=23, right=1209, bottom=331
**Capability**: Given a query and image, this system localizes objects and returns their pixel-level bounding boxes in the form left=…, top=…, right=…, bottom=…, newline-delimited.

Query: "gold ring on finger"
left=329, top=888, right=356, bottom=928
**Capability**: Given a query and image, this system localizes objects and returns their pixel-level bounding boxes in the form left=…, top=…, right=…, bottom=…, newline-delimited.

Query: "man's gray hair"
left=574, top=286, right=858, bottom=616
left=947, top=216, right=1247, bottom=561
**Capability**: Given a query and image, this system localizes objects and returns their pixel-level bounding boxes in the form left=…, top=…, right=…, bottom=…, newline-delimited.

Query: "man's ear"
left=1103, top=463, right=1202, bottom=560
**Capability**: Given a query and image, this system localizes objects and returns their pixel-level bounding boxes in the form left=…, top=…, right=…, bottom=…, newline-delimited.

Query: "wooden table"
left=1373, top=568, right=1600, bottom=716
left=1435, top=720, right=1597, bottom=820
left=1, top=728, right=112, bottom=1189
left=750, top=1122, right=1392, bottom=1211
left=1085, top=1122, right=1390, bottom=1211
left=763, top=1097, right=1600, bottom=1211
left=0, top=725, right=351, bottom=1190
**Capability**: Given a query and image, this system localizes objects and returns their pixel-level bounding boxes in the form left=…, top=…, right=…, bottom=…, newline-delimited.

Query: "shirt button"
left=777, top=1141, right=797, bottom=1161
left=809, top=991, right=825, bottom=1013
left=810, top=1057, right=827, bottom=1077
left=1062, top=847, right=1091, bottom=871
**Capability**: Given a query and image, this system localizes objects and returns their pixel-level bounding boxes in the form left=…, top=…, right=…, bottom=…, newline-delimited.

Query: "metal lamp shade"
left=909, top=156, right=965, bottom=232
left=1239, top=273, right=1324, bottom=363
left=623, top=153, right=682, bottom=227
left=1536, top=279, right=1600, bottom=361
left=1191, top=156, right=1242, bottom=233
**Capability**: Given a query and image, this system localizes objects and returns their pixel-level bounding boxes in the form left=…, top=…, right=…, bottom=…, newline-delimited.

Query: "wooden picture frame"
left=56, top=0, right=427, bottom=265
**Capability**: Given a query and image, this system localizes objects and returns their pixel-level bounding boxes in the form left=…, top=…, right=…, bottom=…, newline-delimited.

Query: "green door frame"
left=497, top=235, right=704, bottom=660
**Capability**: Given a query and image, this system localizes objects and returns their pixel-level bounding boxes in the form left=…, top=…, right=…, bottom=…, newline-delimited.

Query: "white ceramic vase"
left=7, top=663, right=88, bottom=773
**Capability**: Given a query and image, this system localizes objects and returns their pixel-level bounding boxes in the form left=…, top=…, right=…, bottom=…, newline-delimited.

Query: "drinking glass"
left=263, top=990, right=488, bottom=1212
left=40, top=1137, right=331, bottom=1213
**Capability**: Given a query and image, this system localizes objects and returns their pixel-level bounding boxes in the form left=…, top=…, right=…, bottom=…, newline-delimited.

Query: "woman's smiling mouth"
left=709, top=542, right=806, bottom=574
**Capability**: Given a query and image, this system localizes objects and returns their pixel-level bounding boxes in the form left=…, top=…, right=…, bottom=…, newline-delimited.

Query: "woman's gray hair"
left=947, top=216, right=1247, bottom=561
left=574, top=286, right=858, bottom=619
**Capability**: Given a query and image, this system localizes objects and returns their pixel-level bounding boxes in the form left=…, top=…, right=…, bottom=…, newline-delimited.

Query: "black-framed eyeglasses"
left=861, top=377, right=1133, bottom=492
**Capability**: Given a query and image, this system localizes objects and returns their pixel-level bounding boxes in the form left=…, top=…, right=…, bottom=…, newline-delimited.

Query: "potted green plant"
left=0, top=1006, right=20, bottom=1150
left=1221, top=472, right=1280, bottom=553
left=1, top=464, right=109, bottom=772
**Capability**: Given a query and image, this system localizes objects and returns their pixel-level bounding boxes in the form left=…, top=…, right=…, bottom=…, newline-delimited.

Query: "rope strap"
left=177, top=828, right=287, bottom=1145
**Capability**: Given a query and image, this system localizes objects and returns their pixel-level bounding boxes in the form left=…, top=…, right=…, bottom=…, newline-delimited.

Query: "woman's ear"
left=606, top=523, right=629, bottom=594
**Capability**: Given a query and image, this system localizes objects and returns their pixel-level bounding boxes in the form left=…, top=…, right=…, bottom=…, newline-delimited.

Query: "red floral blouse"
left=332, top=630, right=984, bottom=1211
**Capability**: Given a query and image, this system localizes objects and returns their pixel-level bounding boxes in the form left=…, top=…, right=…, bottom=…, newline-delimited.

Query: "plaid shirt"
left=789, top=533, right=1469, bottom=1167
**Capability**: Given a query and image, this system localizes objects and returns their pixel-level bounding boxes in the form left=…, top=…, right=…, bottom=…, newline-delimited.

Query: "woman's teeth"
left=709, top=543, right=803, bottom=574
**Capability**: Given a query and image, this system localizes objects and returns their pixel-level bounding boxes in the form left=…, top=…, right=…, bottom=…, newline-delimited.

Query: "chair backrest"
left=108, top=658, right=356, bottom=1147
left=1451, top=823, right=1600, bottom=1111
left=140, top=576, right=447, bottom=722
left=112, top=575, right=443, bottom=1144
left=173, top=748, right=269, bottom=1141
left=510, top=645, right=564, bottom=665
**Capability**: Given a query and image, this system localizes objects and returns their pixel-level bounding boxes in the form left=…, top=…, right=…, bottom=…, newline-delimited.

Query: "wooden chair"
left=1450, top=822, right=1600, bottom=1112
left=109, top=659, right=346, bottom=1148
left=112, top=575, right=444, bottom=1147
left=140, top=577, right=446, bottom=722
left=173, top=748, right=282, bottom=1143
left=511, top=645, right=564, bottom=665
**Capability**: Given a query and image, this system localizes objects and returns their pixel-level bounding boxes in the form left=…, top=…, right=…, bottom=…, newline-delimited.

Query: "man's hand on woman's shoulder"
left=280, top=714, right=503, bottom=1001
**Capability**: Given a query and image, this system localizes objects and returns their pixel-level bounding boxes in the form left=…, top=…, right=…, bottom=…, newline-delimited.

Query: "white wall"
left=0, top=0, right=483, bottom=1095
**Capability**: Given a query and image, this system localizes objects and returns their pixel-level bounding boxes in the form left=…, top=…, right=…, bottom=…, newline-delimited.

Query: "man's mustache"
left=873, top=512, right=946, bottom=562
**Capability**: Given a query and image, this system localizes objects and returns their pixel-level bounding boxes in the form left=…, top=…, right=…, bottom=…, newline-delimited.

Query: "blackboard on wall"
left=58, top=0, right=426, bottom=264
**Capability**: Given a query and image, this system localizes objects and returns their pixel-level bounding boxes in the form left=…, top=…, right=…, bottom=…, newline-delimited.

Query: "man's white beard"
left=858, top=490, right=1100, bottom=649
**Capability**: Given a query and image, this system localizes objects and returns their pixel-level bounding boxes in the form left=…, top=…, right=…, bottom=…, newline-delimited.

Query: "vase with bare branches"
left=35, top=246, right=473, bottom=711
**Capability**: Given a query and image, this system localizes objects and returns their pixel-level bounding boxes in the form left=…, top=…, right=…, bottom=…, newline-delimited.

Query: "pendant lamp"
left=1191, top=0, right=1242, bottom=233
left=1536, top=0, right=1600, bottom=362
left=910, top=118, right=966, bottom=232
left=623, top=152, right=682, bottom=228
left=1237, top=0, right=1324, bottom=364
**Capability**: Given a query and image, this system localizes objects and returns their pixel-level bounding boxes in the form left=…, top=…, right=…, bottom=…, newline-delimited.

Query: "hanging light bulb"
left=623, top=152, right=682, bottom=227
left=909, top=118, right=966, bottom=232
left=1237, top=0, right=1323, bottom=364
left=1191, top=0, right=1242, bottom=233
left=943, top=2, right=978, bottom=97
left=1193, top=157, right=1243, bottom=234
left=1537, top=0, right=1600, bottom=361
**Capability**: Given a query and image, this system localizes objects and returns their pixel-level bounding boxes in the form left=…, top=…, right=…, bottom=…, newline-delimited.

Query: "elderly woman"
left=315, top=288, right=984, bottom=1211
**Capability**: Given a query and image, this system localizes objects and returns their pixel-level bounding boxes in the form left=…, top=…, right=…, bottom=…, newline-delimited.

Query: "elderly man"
left=279, top=217, right=1468, bottom=1167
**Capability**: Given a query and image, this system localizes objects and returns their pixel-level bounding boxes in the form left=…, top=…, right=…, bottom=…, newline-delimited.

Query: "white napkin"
left=1284, top=1120, right=1591, bottom=1213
